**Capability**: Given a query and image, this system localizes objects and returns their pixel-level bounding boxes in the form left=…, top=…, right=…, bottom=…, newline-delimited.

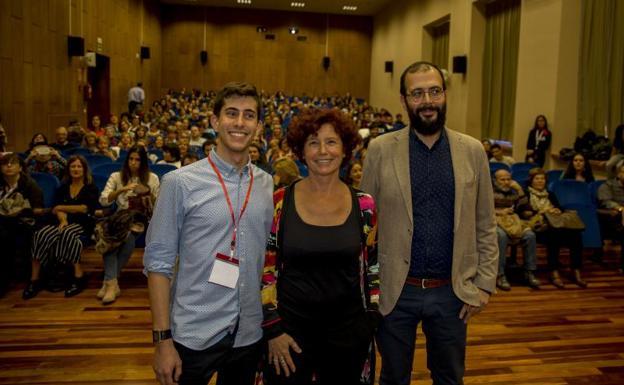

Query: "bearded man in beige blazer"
left=360, top=61, right=498, bottom=385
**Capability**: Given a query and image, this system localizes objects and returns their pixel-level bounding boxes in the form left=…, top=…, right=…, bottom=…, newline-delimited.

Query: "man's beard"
left=408, top=103, right=446, bottom=136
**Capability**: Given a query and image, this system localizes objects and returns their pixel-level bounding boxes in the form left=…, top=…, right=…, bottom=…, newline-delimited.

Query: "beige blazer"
left=360, top=127, right=498, bottom=315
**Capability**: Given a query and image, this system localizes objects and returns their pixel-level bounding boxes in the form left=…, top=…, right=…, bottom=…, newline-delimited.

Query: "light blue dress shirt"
left=144, top=150, right=274, bottom=350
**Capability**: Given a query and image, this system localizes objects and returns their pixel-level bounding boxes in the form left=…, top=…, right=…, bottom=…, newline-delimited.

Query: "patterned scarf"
left=527, top=186, right=554, bottom=212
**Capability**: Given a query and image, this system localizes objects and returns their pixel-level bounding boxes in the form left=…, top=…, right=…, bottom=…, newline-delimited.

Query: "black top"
left=54, top=182, right=99, bottom=236
left=279, top=186, right=362, bottom=328
left=408, top=128, right=455, bottom=279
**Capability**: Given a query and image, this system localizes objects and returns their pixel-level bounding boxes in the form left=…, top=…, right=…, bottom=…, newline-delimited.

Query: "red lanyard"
left=207, top=153, right=254, bottom=258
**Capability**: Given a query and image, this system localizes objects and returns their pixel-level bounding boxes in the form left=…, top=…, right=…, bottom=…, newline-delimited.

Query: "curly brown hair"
left=286, top=108, right=361, bottom=168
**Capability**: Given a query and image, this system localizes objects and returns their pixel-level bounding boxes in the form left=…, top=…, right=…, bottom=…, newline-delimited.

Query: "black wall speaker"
left=67, top=36, right=85, bottom=57
left=200, top=50, right=208, bottom=65
left=385, top=61, right=394, bottom=73
left=140, top=46, right=151, bottom=59
left=322, top=56, right=330, bottom=70
left=452, top=55, right=467, bottom=74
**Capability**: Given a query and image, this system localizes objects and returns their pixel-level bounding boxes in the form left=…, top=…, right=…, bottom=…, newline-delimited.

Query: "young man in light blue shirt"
left=145, top=82, right=274, bottom=385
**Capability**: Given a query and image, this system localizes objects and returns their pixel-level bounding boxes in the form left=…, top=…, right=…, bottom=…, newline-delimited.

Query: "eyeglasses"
left=405, top=87, right=444, bottom=102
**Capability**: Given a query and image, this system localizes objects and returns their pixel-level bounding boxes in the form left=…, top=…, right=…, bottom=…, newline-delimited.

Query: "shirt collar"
left=410, top=126, right=448, bottom=150
left=209, top=149, right=251, bottom=178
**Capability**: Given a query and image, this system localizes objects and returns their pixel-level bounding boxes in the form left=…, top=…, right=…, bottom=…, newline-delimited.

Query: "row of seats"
left=30, top=163, right=177, bottom=209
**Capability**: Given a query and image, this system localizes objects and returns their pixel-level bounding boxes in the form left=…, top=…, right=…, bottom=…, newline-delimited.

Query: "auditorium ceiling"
left=160, top=0, right=391, bottom=16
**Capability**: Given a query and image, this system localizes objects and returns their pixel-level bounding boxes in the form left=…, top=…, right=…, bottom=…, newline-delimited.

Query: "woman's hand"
left=268, top=333, right=302, bottom=377
left=124, top=183, right=139, bottom=193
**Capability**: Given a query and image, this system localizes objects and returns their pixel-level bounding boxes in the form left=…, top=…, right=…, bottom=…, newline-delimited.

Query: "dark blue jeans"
left=377, top=283, right=467, bottom=385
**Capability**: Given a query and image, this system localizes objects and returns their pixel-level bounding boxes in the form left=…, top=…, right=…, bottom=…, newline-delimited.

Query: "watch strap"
left=152, top=329, right=172, bottom=344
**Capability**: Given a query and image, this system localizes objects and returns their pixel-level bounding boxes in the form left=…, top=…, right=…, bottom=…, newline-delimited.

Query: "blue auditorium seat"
left=30, top=172, right=61, bottom=208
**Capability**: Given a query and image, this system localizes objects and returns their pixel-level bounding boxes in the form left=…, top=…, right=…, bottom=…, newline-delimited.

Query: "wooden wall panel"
left=0, top=0, right=161, bottom=152
left=160, top=6, right=372, bottom=99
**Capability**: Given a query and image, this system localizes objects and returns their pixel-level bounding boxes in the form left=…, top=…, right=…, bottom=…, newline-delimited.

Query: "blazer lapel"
left=391, top=129, right=413, bottom=226
left=447, top=129, right=464, bottom=232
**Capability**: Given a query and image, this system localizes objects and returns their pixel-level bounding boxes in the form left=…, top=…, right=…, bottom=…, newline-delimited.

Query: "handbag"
left=526, top=213, right=548, bottom=232
left=496, top=213, right=529, bottom=238
left=544, top=210, right=585, bottom=230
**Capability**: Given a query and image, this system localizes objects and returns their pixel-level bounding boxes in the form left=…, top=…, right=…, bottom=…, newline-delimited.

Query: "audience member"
left=181, top=153, right=199, bottom=167
left=561, top=152, right=595, bottom=182
left=158, top=144, right=182, bottom=168
left=25, top=145, right=67, bottom=180
left=98, top=146, right=159, bottom=304
left=96, top=136, right=117, bottom=160
left=82, top=132, right=99, bottom=153
left=345, top=160, right=363, bottom=189
left=272, top=157, right=300, bottom=189
left=0, top=153, right=43, bottom=297
left=90, top=115, right=105, bottom=137
left=522, top=168, right=586, bottom=288
left=490, top=143, right=515, bottom=167
left=202, top=138, right=217, bottom=158
left=493, top=169, right=540, bottom=290
left=51, top=126, right=76, bottom=152
left=249, top=142, right=270, bottom=173
left=526, top=114, right=551, bottom=167
left=606, top=124, right=624, bottom=178
left=23, top=155, right=99, bottom=299
left=598, top=163, right=624, bottom=273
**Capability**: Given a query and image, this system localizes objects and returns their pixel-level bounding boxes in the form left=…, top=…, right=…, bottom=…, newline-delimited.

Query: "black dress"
left=265, top=187, right=372, bottom=385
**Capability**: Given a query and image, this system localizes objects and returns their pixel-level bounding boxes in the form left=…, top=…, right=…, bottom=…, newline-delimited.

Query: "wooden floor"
left=1, top=245, right=624, bottom=385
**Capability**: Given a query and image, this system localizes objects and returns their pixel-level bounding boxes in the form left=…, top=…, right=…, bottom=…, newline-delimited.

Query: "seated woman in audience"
left=606, top=124, right=624, bottom=178
left=249, top=142, right=271, bottom=173
left=106, top=113, right=119, bottom=132
left=118, top=132, right=135, bottom=152
left=522, top=168, right=586, bottom=288
left=272, top=157, right=300, bottom=189
left=0, top=153, right=43, bottom=297
left=89, top=115, right=105, bottom=137
left=82, top=132, right=99, bottom=153
left=561, top=152, right=594, bottom=183
left=98, top=146, right=159, bottom=304
left=482, top=139, right=493, bottom=160
left=345, top=160, right=363, bottom=189
left=157, top=143, right=181, bottom=168
left=26, top=133, right=49, bottom=155
left=261, top=108, right=379, bottom=385
left=23, top=155, right=99, bottom=299
left=25, top=143, right=67, bottom=180
left=266, top=138, right=281, bottom=164
left=134, top=126, right=148, bottom=145
left=96, top=136, right=117, bottom=161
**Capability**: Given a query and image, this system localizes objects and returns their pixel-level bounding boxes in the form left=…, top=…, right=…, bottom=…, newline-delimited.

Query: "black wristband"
left=152, top=329, right=172, bottom=344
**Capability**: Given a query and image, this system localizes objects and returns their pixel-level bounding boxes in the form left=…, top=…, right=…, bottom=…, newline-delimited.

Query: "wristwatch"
left=152, top=329, right=172, bottom=344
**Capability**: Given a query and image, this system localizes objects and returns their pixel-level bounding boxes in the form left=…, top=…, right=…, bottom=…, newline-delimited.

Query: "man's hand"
left=268, top=333, right=302, bottom=377
left=153, top=340, right=182, bottom=385
left=459, top=289, right=490, bottom=324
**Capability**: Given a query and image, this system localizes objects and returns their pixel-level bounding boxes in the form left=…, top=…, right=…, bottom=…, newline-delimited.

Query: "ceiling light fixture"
left=343, top=5, right=358, bottom=11
left=289, top=26, right=299, bottom=35
left=237, top=0, right=252, bottom=4
left=291, top=2, right=305, bottom=8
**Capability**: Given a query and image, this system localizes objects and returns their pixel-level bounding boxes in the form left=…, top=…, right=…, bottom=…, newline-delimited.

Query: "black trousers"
left=174, top=333, right=261, bottom=385
left=377, top=283, right=467, bottom=385
left=0, top=216, right=34, bottom=292
left=539, top=228, right=584, bottom=270
left=263, top=313, right=373, bottom=385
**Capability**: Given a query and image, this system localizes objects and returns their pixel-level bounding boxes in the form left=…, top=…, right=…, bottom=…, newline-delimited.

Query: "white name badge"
left=208, top=253, right=240, bottom=289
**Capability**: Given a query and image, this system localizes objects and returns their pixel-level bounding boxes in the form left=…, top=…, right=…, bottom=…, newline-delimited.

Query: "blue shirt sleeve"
left=143, top=172, right=184, bottom=278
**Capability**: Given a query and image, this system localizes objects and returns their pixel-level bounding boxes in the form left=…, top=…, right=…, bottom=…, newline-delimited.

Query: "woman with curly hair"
left=261, top=108, right=380, bottom=384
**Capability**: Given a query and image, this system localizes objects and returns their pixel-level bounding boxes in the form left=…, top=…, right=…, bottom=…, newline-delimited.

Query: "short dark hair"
left=213, top=82, right=261, bottom=119
left=400, top=61, right=447, bottom=96
left=490, top=143, right=502, bottom=151
left=163, top=143, right=181, bottom=161
left=286, top=108, right=361, bottom=168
